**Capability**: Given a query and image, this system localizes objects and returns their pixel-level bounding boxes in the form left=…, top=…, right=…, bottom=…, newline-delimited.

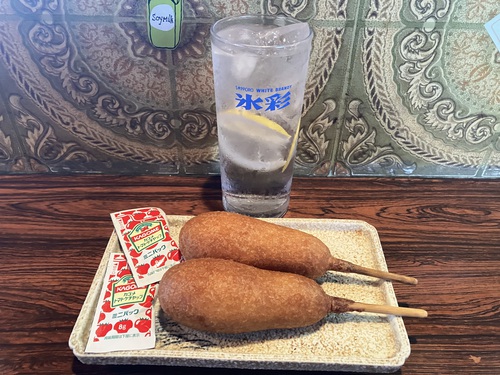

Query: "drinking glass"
left=211, top=15, right=312, bottom=217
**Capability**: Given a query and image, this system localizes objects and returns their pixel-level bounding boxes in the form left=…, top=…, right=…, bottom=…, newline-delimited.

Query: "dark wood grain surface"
left=0, top=175, right=498, bottom=375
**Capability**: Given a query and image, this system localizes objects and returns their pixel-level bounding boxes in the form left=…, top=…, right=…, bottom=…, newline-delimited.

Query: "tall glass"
left=211, top=15, right=312, bottom=218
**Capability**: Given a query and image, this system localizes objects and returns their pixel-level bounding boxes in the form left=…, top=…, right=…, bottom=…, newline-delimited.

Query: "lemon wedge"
left=225, top=109, right=291, bottom=138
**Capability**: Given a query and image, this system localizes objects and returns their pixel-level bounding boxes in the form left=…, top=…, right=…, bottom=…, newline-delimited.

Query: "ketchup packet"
left=85, top=253, right=156, bottom=353
left=110, top=207, right=182, bottom=287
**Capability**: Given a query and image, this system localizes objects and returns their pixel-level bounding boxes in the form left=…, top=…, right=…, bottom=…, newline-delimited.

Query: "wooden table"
left=1, top=175, right=498, bottom=375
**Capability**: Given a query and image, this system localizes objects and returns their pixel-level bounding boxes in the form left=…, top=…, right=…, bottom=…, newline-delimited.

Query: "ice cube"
left=231, top=53, right=258, bottom=79
left=218, top=25, right=261, bottom=45
left=261, top=22, right=310, bottom=46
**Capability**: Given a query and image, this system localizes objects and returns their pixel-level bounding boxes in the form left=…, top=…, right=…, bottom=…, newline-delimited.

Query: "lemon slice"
left=225, top=109, right=290, bottom=138
left=282, top=119, right=300, bottom=172
left=218, top=110, right=292, bottom=172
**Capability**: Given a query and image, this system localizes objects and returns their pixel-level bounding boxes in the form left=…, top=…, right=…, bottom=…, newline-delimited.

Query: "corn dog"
left=158, top=258, right=427, bottom=334
left=179, top=211, right=417, bottom=284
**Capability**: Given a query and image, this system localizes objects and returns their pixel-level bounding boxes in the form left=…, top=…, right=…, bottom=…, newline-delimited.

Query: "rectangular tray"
left=69, top=216, right=410, bottom=372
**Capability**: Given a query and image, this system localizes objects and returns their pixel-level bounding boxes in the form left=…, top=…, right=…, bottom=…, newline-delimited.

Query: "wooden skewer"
left=330, top=258, right=418, bottom=285
left=331, top=297, right=428, bottom=318
left=348, top=302, right=428, bottom=318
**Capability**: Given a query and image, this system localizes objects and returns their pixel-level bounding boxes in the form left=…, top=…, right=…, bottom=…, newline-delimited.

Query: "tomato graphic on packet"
left=98, top=313, right=106, bottom=323
left=147, top=208, right=161, bottom=217
left=126, top=220, right=140, bottom=231
left=167, top=249, right=181, bottom=262
left=103, top=289, right=112, bottom=300
left=120, top=209, right=136, bottom=218
left=136, top=263, right=150, bottom=275
left=116, top=259, right=128, bottom=270
left=132, top=211, right=147, bottom=222
left=115, top=211, right=134, bottom=226
left=117, top=268, right=130, bottom=279
left=139, top=294, right=154, bottom=308
left=129, top=247, right=141, bottom=258
left=95, top=323, right=112, bottom=338
left=151, top=255, right=167, bottom=267
left=114, top=319, right=133, bottom=334
left=134, top=318, right=151, bottom=333
left=102, top=300, right=114, bottom=313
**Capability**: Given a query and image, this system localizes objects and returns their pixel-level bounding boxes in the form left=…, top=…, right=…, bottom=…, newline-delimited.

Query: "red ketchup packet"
left=85, top=253, right=156, bottom=353
left=110, top=207, right=182, bottom=287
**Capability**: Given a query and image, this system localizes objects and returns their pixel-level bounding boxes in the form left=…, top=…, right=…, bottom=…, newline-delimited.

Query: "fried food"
left=158, top=258, right=427, bottom=334
left=179, top=211, right=417, bottom=284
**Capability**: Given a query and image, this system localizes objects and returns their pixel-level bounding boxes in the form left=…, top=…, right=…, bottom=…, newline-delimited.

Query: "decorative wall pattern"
left=0, top=0, right=498, bottom=177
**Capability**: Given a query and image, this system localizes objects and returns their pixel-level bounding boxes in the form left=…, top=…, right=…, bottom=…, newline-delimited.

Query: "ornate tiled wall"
left=0, top=0, right=499, bottom=177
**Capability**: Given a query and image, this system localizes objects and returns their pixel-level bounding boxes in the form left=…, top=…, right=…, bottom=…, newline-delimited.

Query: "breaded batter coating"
left=179, top=211, right=333, bottom=279
left=158, top=258, right=331, bottom=333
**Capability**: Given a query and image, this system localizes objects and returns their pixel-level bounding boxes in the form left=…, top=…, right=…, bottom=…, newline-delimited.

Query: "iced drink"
left=211, top=15, right=312, bottom=217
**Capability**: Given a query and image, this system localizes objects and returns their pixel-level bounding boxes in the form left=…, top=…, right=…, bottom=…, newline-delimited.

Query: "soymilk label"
left=150, top=4, right=175, bottom=31
left=147, top=0, right=183, bottom=49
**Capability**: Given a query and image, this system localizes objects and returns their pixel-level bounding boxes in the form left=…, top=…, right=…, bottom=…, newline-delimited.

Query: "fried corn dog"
left=158, top=258, right=427, bottom=334
left=179, top=211, right=417, bottom=285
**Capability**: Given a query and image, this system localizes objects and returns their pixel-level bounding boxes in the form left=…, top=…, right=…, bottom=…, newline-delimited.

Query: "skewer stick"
left=330, top=258, right=418, bottom=285
left=348, top=301, right=428, bottom=318
left=330, top=297, right=428, bottom=318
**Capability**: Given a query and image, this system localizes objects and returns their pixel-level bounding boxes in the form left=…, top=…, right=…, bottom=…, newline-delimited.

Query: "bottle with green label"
left=147, top=0, right=183, bottom=49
